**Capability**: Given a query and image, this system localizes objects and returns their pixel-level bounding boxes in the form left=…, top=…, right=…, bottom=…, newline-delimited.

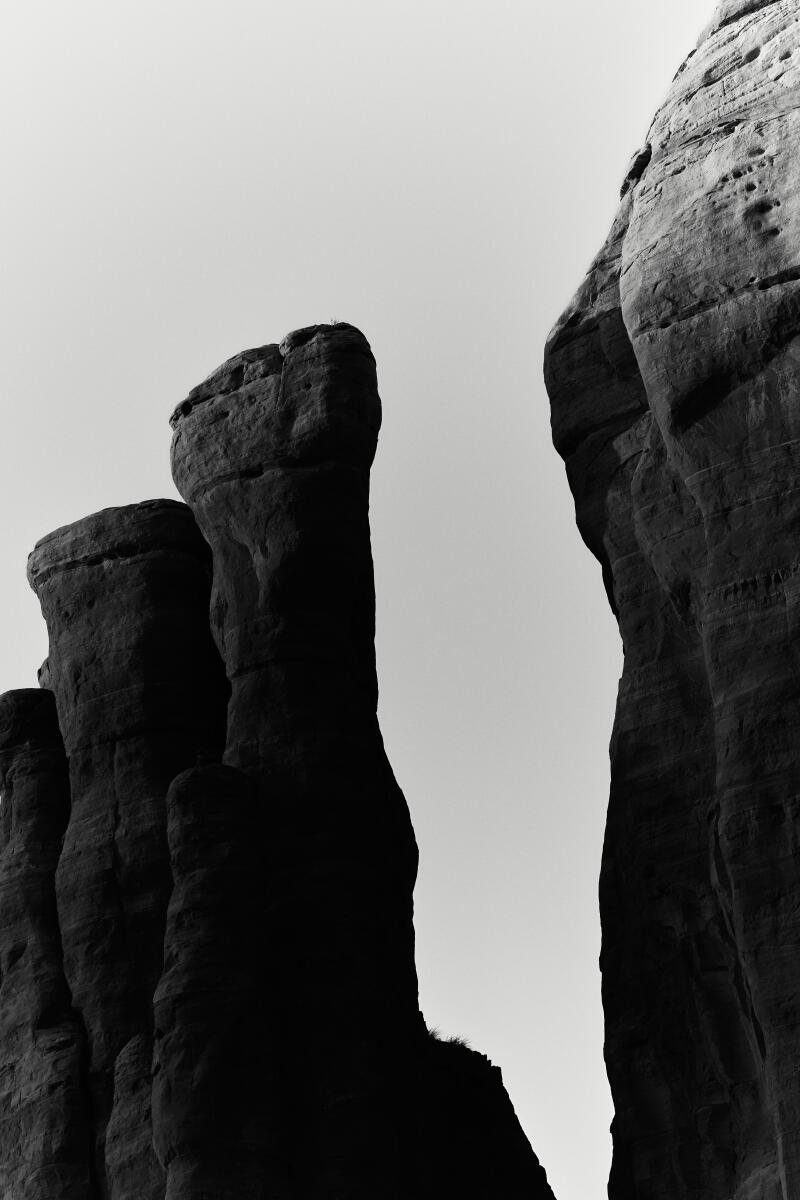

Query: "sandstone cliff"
left=0, top=324, right=552, bottom=1197
left=545, top=2, right=800, bottom=1197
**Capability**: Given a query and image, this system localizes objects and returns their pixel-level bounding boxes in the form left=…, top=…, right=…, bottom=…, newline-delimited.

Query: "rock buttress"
left=27, top=500, right=228, bottom=1199
left=0, top=689, right=95, bottom=1198
left=170, top=322, right=555, bottom=1198
left=545, top=3, right=800, bottom=1197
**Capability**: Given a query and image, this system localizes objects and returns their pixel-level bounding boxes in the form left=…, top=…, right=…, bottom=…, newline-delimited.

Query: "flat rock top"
left=27, top=498, right=207, bottom=589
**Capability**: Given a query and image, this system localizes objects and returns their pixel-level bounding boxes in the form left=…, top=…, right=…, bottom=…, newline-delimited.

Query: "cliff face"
left=545, top=3, right=800, bottom=1197
left=0, top=324, right=553, bottom=1198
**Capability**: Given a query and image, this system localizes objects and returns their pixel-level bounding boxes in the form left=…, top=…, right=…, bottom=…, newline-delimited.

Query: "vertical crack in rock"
left=545, top=1, right=800, bottom=1196
left=27, top=501, right=228, bottom=1199
left=0, top=689, right=96, bottom=1198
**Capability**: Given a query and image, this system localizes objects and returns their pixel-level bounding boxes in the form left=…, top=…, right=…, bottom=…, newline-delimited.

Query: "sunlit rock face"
left=0, top=324, right=555, bottom=1198
left=545, top=2, right=800, bottom=1197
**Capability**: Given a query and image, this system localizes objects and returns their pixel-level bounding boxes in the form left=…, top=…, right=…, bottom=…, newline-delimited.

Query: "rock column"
left=28, top=500, right=228, bottom=1199
left=0, top=689, right=95, bottom=1199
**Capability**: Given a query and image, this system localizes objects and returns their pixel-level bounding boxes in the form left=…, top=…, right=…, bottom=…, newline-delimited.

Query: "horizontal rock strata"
left=545, top=2, right=800, bottom=1197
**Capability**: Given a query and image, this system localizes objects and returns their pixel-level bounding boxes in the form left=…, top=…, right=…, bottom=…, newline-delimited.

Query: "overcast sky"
left=2, top=4, right=712, bottom=1196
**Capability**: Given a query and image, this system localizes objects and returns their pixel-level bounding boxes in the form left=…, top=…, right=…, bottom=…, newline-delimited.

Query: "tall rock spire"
left=0, top=323, right=556, bottom=1199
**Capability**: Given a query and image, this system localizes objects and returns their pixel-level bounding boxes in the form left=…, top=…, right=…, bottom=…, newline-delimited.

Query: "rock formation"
left=0, top=690, right=93, bottom=1198
left=0, top=324, right=552, bottom=1197
left=545, top=2, right=800, bottom=1197
left=27, top=501, right=229, bottom=1197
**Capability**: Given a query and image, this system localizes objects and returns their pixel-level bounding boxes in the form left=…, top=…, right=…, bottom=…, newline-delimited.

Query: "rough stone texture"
left=0, top=689, right=94, bottom=1198
left=169, top=322, right=554, bottom=1197
left=545, top=3, right=800, bottom=1197
left=27, top=501, right=228, bottom=1199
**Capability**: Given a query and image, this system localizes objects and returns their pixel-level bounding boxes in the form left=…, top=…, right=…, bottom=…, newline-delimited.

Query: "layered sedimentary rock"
left=27, top=501, right=228, bottom=1198
left=545, top=3, right=800, bottom=1197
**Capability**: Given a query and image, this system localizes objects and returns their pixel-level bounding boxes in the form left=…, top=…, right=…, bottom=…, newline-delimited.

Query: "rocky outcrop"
left=545, top=3, right=800, bottom=1197
left=0, top=326, right=553, bottom=1196
left=27, top=501, right=228, bottom=1197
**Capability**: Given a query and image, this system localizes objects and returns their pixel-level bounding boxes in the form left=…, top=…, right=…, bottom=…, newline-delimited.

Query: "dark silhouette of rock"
left=0, top=325, right=553, bottom=1198
left=152, top=764, right=285, bottom=1200
left=0, top=689, right=94, bottom=1198
left=27, top=501, right=228, bottom=1197
left=545, top=3, right=800, bottom=1196
left=170, top=325, right=422, bottom=1195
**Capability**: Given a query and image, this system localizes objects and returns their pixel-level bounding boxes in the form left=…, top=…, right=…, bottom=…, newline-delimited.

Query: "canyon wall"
left=0, top=323, right=553, bottom=1197
left=545, top=2, right=800, bottom=1197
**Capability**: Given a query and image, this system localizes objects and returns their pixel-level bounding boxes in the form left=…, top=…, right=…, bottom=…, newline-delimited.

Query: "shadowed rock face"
left=152, top=763, right=284, bottom=1200
left=545, top=3, right=800, bottom=1197
left=0, top=689, right=94, bottom=1199
left=2, top=326, right=555, bottom=1199
left=27, top=500, right=228, bottom=1199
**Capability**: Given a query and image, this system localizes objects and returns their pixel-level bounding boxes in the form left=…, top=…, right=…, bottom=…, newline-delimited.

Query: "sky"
left=2, top=3, right=712, bottom=1196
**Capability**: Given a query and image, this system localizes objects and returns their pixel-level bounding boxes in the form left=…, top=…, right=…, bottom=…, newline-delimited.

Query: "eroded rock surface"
left=545, top=3, right=800, bottom=1197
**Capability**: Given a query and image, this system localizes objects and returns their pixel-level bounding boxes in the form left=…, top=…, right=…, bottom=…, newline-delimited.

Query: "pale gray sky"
left=2, top=3, right=710, bottom=1196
